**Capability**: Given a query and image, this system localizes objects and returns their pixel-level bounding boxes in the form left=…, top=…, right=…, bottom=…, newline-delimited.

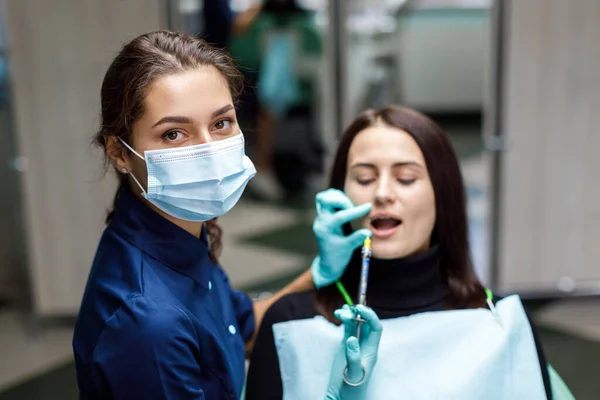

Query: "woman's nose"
left=374, top=177, right=395, bottom=204
left=197, top=130, right=212, bottom=145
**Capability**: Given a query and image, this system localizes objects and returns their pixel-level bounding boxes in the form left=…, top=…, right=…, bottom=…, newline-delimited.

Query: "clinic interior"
left=0, top=0, right=598, bottom=398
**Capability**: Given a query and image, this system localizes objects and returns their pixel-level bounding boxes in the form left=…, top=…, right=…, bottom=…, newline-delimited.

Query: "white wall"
left=495, top=0, right=600, bottom=294
left=4, top=0, right=164, bottom=316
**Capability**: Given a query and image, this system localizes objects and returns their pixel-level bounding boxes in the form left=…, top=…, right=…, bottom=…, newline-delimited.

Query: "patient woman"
left=245, top=105, right=553, bottom=399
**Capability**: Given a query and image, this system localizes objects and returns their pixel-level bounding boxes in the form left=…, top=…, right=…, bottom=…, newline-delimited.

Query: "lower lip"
left=370, top=224, right=400, bottom=238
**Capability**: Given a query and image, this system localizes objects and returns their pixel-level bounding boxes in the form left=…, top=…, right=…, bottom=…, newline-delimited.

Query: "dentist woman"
left=72, top=30, right=372, bottom=400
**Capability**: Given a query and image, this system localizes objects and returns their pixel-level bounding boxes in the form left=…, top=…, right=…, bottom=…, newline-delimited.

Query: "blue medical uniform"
left=73, top=186, right=255, bottom=399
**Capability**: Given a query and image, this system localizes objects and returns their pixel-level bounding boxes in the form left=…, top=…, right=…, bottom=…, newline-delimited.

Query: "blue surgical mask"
left=119, top=133, right=256, bottom=222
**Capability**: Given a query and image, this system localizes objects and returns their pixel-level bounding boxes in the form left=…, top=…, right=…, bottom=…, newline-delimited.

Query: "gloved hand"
left=325, top=305, right=383, bottom=400
left=311, top=189, right=372, bottom=288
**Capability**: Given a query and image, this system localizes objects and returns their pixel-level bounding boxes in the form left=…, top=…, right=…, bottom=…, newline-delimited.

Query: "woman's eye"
left=357, top=178, right=374, bottom=185
left=162, top=130, right=184, bottom=142
left=398, top=178, right=416, bottom=185
left=214, top=119, right=233, bottom=130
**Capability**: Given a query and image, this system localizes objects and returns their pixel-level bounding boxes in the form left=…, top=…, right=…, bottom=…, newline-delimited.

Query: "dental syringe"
left=358, top=237, right=372, bottom=306
left=355, top=237, right=372, bottom=339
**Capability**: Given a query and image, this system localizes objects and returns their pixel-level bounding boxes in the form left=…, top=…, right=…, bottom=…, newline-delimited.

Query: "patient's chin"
left=371, top=241, right=412, bottom=260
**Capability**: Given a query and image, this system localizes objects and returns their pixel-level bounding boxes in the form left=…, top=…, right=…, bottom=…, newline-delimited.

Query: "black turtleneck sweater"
left=245, top=246, right=552, bottom=399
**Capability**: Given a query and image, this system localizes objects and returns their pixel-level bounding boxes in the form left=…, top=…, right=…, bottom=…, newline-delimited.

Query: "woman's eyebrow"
left=151, top=115, right=193, bottom=128
left=151, top=104, right=234, bottom=128
left=211, top=104, right=234, bottom=118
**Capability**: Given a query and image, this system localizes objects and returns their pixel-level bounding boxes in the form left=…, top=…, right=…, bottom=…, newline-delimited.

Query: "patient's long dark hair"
left=315, top=105, right=486, bottom=322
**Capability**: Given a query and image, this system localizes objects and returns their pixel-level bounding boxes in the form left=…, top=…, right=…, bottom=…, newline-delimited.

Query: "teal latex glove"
left=325, top=305, right=383, bottom=400
left=311, top=189, right=372, bottom=288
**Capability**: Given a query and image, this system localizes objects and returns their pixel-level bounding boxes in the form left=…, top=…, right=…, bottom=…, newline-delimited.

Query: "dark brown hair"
left=316, top=105, right=485, bottom=321
left=94, top=30, right=244, bottom=260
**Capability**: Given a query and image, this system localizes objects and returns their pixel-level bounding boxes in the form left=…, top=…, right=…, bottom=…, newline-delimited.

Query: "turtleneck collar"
left=340, top=244, right=450, bottom=318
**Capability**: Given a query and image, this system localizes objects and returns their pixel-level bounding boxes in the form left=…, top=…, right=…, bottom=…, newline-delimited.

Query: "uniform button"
left=208, top=281, right=212, bottom=290
left=228, top=325, right=236, bottom=335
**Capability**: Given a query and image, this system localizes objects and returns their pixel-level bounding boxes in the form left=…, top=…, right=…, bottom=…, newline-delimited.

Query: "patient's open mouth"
left=370, top=217, right=402, bottom=236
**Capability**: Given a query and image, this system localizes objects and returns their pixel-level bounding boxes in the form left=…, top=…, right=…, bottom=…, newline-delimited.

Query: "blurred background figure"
left=229, top=0, right=323, bottom=204
left=181, top=0, right=262, bottom=49
left=0, top=0, right=599, bottom=399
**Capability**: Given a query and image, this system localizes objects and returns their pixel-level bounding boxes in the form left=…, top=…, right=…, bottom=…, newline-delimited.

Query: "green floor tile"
left=240, top=220, right=317, bottom=257
left=449, top=132, right=484, bottom=160
left=0, top=362, right=78, bottom=400
left=434, top=115, right=484, bottom=159
left=537, top=327, right=600, bottom=400
left=242, top=264, right=310, bottom=294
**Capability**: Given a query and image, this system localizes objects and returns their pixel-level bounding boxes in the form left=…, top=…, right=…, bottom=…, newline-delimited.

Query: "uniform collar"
left=110, top=184, right=212, bottom=288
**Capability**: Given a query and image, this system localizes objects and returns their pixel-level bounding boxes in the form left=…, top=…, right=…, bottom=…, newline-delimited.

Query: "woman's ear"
left=105, top=136, right=132, bottom=173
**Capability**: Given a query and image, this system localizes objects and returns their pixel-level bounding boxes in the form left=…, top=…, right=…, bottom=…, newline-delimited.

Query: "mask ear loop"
left=117, top=137, right=148, bottom=197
